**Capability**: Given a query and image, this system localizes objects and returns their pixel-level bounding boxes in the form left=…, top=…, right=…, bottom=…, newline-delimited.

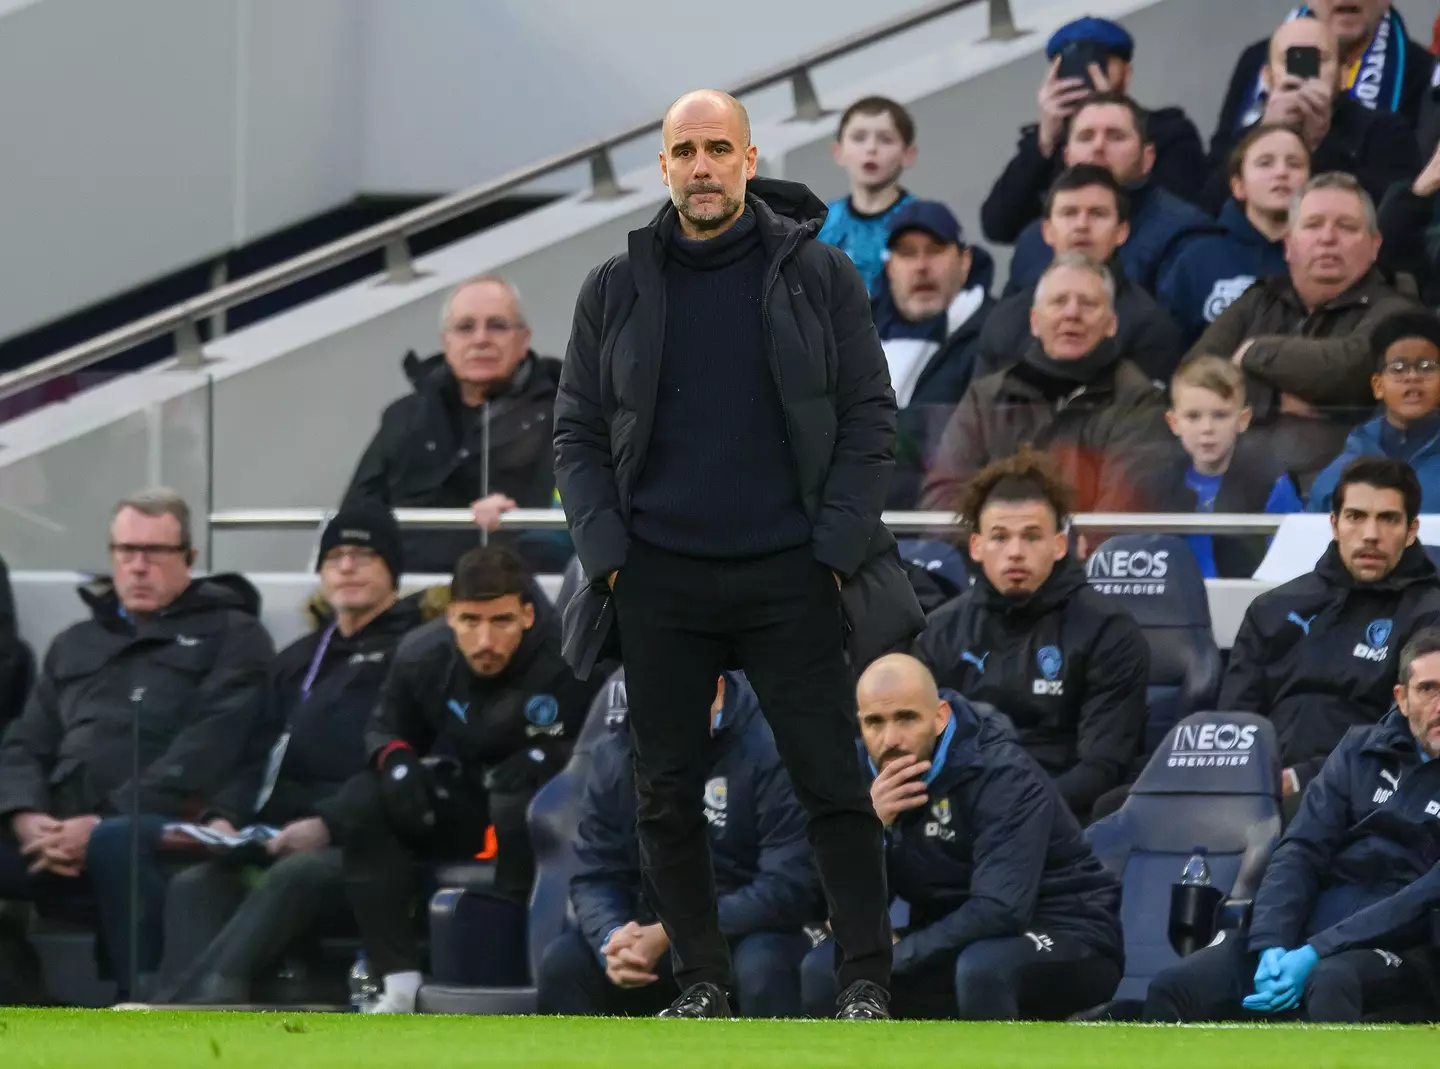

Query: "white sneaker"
left=363, top=971, right=422, bottom=1014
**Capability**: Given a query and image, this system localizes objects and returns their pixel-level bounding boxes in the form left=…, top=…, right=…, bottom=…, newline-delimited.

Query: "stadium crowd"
left=1, top=0, right=1440, bottom=1024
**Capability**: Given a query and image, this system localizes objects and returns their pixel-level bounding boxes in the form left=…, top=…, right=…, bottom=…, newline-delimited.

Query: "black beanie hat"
left=318, top=505, right=403, bottom=587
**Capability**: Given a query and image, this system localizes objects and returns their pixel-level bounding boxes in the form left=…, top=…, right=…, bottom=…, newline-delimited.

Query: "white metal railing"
left=0, top=0, right=1025, bottom=403
left=208, top=509, right=1288, bottom=538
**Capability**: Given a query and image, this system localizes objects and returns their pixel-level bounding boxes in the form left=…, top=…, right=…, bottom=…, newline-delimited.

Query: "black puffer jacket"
left=0, top=575, right=274, bottom=820
left=336, top=619, right=599, bottom=828
left=1220, top=542, right=1440, bottom=790
left=912, top=557, right=1149, bottom=817
left=343, top=350, right=565, bottom=574
left=555, top=177, right=923, bottom=672
left=206, top=595, right=426, bottom=828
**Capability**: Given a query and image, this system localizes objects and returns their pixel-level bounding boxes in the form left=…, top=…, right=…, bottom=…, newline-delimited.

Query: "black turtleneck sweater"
left=630, top=208, right=811, bottom=558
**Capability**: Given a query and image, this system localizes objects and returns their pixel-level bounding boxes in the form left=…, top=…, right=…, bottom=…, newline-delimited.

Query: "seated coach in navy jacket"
left=537, top=673, right=818, bottom=1018
left=801, top=654, right=1123, bottom=1020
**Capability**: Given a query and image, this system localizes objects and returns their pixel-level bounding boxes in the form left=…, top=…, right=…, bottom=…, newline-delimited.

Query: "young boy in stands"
left=1307, top=312, right=1440, bottom=513
left=816, top=96, right=917, bottom=295
left=1161, top=356, right=1298, bottom=578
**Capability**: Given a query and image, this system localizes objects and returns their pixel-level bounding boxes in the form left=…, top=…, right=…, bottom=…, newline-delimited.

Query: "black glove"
left=484, top=746, right=566, bottom=794
left=377, top=745, right=435, bottom=836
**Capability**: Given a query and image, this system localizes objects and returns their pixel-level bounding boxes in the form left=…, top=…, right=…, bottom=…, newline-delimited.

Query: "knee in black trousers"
left=536, top=927, right=676, bottom=1017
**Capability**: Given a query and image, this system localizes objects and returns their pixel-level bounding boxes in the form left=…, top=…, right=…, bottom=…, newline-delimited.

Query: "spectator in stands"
left=154, top=506, right=423, bottom=1005
left=1378, top=137, right=1440, bottom=307
left=1202, top=16, right=1417, bottom=215
left=0, top=553, right=29, bottom=736
left=921, top=255, right=1168, bottom=514
left=1153, top=357, right=1297, bottom=580
left=979, top=166, right=1183, bottom=384
left=1158, top=124, right=1311, bottom=347
left=1307, top=313, right=1440, bottom=514
left=1144, top=626, right=1440, bottom=1023
left=1192, top=173, right=1420, bottom=491
left=0, top=489, right=273, bottom=1000
left=981, top=16, right=1206, bottom=245
left=912, top=451, right=1148, bottom=821
left=537, top=673, right=817, bottom=1018
left=1005, top=93, right=1213, bottom=298
left=1221, top=458, right=1440, bottom=810
left=802, top=655, right=1123, bottom=1019
left=342, top=274, right=567, bottom=576
left=1214, top=4, right=1430, bottom=157
left=873, top=200, right=995, bottom=508
left=337, top=546, right=597, bottom=1013
left=816, top=96, right=917, bottom=296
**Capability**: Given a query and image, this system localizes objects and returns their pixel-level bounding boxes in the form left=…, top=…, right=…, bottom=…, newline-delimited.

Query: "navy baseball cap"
left=1046, top=17, right=1134, bottom=62
left=885, top=200, right=965, bottom=249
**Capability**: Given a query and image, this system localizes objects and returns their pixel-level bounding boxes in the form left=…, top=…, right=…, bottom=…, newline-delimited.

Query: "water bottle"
left=1180, top=848, right=1212, bottom=887
left=348, top=953, right=379, bottom=1012
left=1169, top=846, right=1222, bottom=958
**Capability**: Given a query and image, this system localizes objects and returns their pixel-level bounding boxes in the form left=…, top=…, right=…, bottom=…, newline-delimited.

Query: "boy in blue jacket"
left=801, top=654, right=1123, bottom=1020
left=1158, top=123, right=1309, bottom=346
left=1308, top=312, right=1440, bottom=513
left=536, top=673, right=818, bottom=1018
left=1144, top=626, right=1440, bottom=1023
left=816, top=97, right=917, bottom=296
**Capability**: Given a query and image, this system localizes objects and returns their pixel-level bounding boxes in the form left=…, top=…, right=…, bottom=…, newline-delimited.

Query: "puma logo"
left=960, top=650, right=989, bottom=675
left=1380, top=769, right=1401, bottom=791
left=1287, top=611, right=1317, bottom=635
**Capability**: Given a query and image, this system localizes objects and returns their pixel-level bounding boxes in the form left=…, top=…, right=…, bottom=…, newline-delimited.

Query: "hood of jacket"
left=1359, top=705, right=1425, bottom=761
left=972, top=553, right=1088, bottom=621
left=79, top=572, right=263, bottom=623
left=1314, top=539, right=1439, bottom=594
left=400, top=348, right=561, bottom=402
left=1217, top=199, right=1283, bottom=252
left=925, top=690, right=1016, bottom=795
left=303, top=588, right=427, bottom=636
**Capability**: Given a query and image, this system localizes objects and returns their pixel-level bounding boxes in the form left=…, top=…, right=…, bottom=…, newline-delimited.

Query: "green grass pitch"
left=0, top=1011, right=1435, bottom=1068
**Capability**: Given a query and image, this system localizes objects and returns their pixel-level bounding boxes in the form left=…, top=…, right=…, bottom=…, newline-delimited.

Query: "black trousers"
left=156, top=847, right=347, bottom=1002
left=802, top=930, right=1119, bottom=1019
left=339, top=771, right=521, bottom=977
left=1143, top=934, right=1438, bottom=1022
left=536, top=925, right=810, bottom=1017
left=611, top=540, right=890, bottom=994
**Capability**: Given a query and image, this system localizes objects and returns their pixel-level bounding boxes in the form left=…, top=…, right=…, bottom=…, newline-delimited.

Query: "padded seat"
left=1084, top=535, right=1223, bottom=754
left=1086, top=710, right=1282, bottom=1002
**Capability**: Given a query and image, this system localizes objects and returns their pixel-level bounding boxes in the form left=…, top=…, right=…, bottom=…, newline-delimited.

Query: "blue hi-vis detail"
left=961, top=650, right=989, bottom=675
left=1287, top=611, right=1316, bottom=636
left=525, top=693, right=559, bottom=727
left=1367, top=618, right=1394, bottom=650
left=447, top=699, right=469, bottom=724
left=1036, top=646, right=1062, bottom=681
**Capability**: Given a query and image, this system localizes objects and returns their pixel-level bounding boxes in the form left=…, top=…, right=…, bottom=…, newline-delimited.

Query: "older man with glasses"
left=342, top=273, right=569, bottom=575
left=0, top=487, right=273, bottom=1003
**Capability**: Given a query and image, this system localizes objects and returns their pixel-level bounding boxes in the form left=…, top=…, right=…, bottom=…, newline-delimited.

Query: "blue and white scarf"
left=1236, top=5, right=1409, bottom=129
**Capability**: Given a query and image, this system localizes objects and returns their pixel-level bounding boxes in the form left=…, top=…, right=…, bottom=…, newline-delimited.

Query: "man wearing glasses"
left=0, top=488, right=273, bottom=1001
left=343, top=274, right=568, bottom=575
left=1307, top=313, right=1440, bottom=512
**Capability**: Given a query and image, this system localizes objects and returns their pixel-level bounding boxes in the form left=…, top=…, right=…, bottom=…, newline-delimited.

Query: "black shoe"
left=836, top=980, right=891, bottom=1020
left=658, top=982, right=732, bottom=1019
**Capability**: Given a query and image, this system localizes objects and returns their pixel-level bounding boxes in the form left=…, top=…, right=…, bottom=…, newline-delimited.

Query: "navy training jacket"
left=568, top=673, right=819, bottom=956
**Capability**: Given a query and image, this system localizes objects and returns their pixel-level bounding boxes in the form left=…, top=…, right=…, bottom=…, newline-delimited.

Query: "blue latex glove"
left=1243, top=945, right=1318, bottom=1014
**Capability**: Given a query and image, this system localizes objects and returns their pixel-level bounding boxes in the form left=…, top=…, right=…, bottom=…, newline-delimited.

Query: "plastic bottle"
left=1180, top=847, right=1212, bottom=887
left=348, top=953, right=379, bottom=1012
